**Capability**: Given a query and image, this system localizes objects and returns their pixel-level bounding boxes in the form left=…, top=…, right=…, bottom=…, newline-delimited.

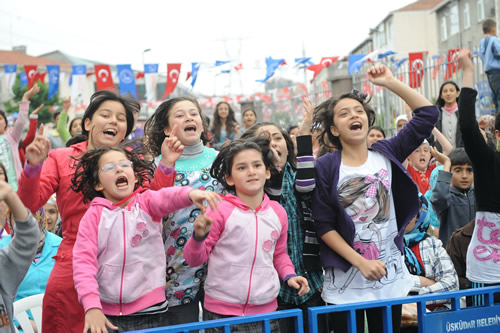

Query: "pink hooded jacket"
left=73, top=186, right=192, bottom=316
left=184, top=193, right=296, bottom=316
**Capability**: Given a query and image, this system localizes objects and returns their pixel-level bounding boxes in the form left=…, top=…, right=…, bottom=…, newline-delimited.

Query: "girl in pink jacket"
left=184, top=137, right=309, bottom=332
left=71, top=145, right=221, bottom=333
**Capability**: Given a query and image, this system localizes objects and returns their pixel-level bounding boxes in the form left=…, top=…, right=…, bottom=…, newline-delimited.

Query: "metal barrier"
left=126, top=287, right=499, bottom=332
left=127, top=308, right=303, bottom=333
left=308, top=286, right=500, bottom=333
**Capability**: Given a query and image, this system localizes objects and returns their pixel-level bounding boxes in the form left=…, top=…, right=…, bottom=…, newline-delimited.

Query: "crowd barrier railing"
left=127, top=286, right=500, bottom=333
left=308, top=286, right=500, bottom=333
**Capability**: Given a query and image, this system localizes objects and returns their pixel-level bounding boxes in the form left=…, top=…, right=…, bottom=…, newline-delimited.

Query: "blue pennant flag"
left=295, top=57, right=313, bottom=68
left=4, top=64, right=16, bottom=74
left=116, top=64, right=137, bottom=98
left=215, top=60, right=230, bottom=66
left=70, top=65, right=86, bottom=87
left=20, top=72, right=28, bottom=88
left=256, top=57, right=284, bottom=83
left=144, top=64, right=159, bottom=74
left=191, top=62, right=200, bottom=88
left=348, top=54, right=366, bottom=75
left=46, top=65, right=60, bottom=99
left=378, top=50, right=396, bottom=59
left=393, top=58, right=408, bottom=72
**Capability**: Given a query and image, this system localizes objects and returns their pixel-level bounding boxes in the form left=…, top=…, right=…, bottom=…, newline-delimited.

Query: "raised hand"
left=430, top=146, right=450, bottom=166
left=0, top=181, right=13, bottom=202
left=188, top=189, right=221, bottom=211
left=83, top=308, right=118, bottom=333
left=160, top=124, right=184, bottom=168
left=31, top=104, right=44, bottom=115
left=300, top=97, right=314, bottom=135
left=367, top=65, right=396, bottom=87
left=22, top=84, right=40, bottom=102
left=62, top=97, right=71, bottom=113
left=193, top=208, right=213, bottom=239
left=457, top=48, right=473, bottom=72
left=25, top=124, right=50, bottom=166
left=235, top=124, right=241, bottom=136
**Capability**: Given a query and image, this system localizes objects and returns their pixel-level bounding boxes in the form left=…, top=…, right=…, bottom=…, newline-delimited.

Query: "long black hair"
left=70, top=144, right=155, bottom=204
left=211, top=102, right=238, bottom=142
left=435, top=81, right=460, bottom=108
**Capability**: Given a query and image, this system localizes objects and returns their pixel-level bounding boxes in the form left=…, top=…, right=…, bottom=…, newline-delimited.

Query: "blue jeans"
left=487, top=72, right=500, bottom=112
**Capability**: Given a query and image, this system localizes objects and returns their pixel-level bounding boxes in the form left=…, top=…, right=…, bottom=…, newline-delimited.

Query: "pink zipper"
left=243, top=210, right=259, bottom=316
left=119, top=208, right=126, bottom=315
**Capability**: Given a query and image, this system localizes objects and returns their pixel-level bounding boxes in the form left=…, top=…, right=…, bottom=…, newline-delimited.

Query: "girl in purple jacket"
left=312, top=65, right=439, bottom=333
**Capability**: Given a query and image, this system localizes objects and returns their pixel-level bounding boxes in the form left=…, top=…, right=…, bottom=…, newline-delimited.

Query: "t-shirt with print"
left=466, top=211, right=500, bottom=284
left=322, top=150, right=413, bottom=304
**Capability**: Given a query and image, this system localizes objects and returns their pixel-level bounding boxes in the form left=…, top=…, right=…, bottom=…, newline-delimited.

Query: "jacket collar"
left=90, top=187, right=145, bottom=210
left=222, top=193, right=270, bottom=212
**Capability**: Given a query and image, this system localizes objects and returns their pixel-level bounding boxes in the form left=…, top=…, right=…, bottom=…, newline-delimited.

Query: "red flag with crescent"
left=409, top=52, right=425, bottom=88
left=307, top=64, right=324, bottom=83
left=445, top=49, right=460, bottom=80
left=24, top=65, right=37, bottom=89
left=163, top=63, right=182, bottom=98
left=94, top=65, right=115, bottom=91
left=320, top=57, right=339, bottom=68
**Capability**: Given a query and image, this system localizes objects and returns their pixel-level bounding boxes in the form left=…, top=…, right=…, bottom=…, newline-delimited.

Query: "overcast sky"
left=0, top=0, right=415, bottom=96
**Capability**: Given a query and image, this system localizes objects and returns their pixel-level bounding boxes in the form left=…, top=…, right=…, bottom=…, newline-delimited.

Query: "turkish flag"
left=445, top=49, right=460, bottom=80
left=320, top=57, right=339, bottom=68
left=307, top=64, right=324, bottom=83
left=33, top=72, right=46, bottom=85
left=163, top=63, right=182, bottom=98
left=24, top=65, right=38, bottom=89
left=409, top=52, right=425, bottom=88
left=234, top=63, right=243, bottom=71
left=94, top=65, right=115, bottom=91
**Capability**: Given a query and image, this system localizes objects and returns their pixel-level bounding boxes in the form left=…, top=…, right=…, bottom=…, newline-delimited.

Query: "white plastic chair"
left=13, top=293, right=44, bottom=333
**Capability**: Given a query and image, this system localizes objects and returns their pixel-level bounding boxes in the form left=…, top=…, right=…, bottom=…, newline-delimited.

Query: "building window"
left=477, top=0, right=485, bottom=21
left=464, top=2, right=470, bottom=29
left=378, top=23, right=386, bottom=47
left=441, top=16, right=448, bottom=41
left=450, top=4, right=459, bottom=35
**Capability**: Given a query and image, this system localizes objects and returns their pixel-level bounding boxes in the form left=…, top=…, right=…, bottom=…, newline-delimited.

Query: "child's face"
left=0, top=168, right=5, bottom=182
left=217, top=103, right=230, bottom=120
left=367, top=129, right=384, bottom=147
left=408, top=143, right=431, bottom=171
left=243, top=111, right=256, bottom=128
left=396, top=119, right=407, bottom=132
left=331, top=98, right=369, bottom=146
left=440, top=83, right=459, bottom=106
left=94, top=151, right=138, bottom=203
left=226, top=149, right=270, bottom=198
left=165, top=100, right=203, bottom=146
left=44, top=203, right=58, bottom=232
left=0, top=116, right=6, bottom=135
left=258, top=125, right=289, bottom=169
left=84, top=101, right=128, bottom=149
left=70, top=118, right=82, bottom=137
left=451, top=163, right=473, bottom=191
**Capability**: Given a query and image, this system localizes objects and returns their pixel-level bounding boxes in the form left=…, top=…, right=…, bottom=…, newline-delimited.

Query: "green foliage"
left=2, top=73, right=62, bottom=125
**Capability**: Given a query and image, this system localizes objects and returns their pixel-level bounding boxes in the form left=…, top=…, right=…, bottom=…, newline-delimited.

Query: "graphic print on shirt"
left=163, top=168, right=225, bottom=305
left=326, top=170, right=404, bottom=293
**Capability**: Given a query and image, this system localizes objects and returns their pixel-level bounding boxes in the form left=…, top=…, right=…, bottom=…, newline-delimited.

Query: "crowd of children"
left=0, top=47, right=499, bottom=333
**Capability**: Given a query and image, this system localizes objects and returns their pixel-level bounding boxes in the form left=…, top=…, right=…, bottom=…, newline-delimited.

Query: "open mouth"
left=103, top=129, right=117, bottom=137
left=184, top=125, right=197, bottom=133
left=115, top=175, right=129, bottom=188
left=350, top=122, right=362, bottom=131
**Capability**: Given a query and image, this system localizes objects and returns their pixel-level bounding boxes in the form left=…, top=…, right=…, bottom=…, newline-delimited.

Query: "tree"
left=2, top=73, right=62, bottom=126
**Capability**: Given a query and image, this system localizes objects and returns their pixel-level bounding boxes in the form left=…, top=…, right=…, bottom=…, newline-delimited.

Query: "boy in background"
left=479, top=19, right=500, bottom=111
left=430, top=148, right=475, bottom=247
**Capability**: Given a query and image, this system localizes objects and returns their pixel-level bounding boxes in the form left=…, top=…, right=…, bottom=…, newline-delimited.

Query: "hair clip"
left=351, top=89, right=371, bottom=103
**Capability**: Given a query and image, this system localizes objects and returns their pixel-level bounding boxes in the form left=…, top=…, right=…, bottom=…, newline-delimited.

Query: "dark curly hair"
left=210, top=136, right=276, bottom=192
left=143, top=97, right=209, bottom=157
left=211, top=102, right=238, bottom=143
left=313, top=92, right=375, bottom=150
left=70, top=144, right=155, bottom=204
left=240, top=122, right=296, bottom=169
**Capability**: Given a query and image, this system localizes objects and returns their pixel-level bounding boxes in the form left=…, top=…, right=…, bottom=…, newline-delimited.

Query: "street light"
left=142, top=48, right=152, bottom=69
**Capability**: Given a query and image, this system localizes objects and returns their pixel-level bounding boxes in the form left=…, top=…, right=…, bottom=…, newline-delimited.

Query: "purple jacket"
left=312, top=105, right=439, bottom=271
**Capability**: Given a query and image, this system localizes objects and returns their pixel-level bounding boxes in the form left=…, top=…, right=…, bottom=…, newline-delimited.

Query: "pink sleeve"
left=149, top=161, right=176, bottom=191
left=18, top=150, right=59, bottom=213
left=8, top=101, right=30, bottom=144
left=270, top=202, right=296, bottom=279
left=183, top=206, right=226, bottom=267
left=141, top=186, right=193, bottom=220
left=73, top=206, right=102, bottom=312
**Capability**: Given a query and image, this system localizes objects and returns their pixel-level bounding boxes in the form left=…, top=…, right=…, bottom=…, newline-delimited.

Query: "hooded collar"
left=90, top=187, right=145, bottom=210
left=222, top=193, right=270, bottom=212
